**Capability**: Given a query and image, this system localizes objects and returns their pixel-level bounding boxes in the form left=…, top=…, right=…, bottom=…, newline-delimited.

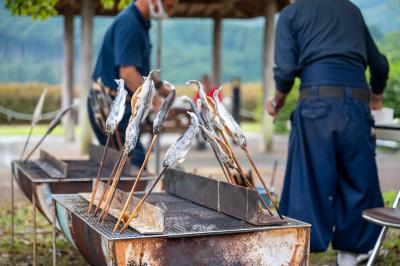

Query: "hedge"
left=0, top=83, right=63, bottom=123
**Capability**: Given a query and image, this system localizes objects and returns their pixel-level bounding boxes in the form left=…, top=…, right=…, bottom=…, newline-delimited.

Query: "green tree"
left=5, top=0, right=130, bottom=20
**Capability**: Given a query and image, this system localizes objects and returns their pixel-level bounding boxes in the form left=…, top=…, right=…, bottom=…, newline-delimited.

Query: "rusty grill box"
left=52, top=170, right=311, bottom=266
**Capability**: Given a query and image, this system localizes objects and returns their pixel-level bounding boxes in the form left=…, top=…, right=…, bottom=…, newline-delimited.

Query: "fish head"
left=213, top=87, right=222, bottom=103
left=114, top=79, right=125, bottom=89
left=187, top=111, right=199, bottom=127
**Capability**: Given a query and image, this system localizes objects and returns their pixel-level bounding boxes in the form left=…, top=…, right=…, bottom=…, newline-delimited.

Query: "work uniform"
left=274, top=0, right=389, bottom=253
left=88, top=3, right=151, bottom=167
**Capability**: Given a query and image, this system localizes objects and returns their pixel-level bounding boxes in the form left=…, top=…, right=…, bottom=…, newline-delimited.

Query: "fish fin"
left=130, top=86, right=142, bottom=116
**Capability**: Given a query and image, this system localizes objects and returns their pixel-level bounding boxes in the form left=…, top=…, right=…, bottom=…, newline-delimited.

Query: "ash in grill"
left=54, top=193, right=308, bottom=241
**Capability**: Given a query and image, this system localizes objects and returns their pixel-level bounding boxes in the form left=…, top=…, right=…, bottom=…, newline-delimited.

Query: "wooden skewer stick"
left=87, top=135, right=111, bottom=214
left=20, top=126, right=34, bottom=161
left=219, top=130, right=272, bottom=215
left=99, top=154, right=128, bottom=222
left=119, top=166, right=169, bottom=234
left=112, top=134, right=159, bottom=233
left=242, top=147, right=283, bottom=219
left=114, top=127, right=123, bottom=150
left=93, top=150, right=124, bottom=216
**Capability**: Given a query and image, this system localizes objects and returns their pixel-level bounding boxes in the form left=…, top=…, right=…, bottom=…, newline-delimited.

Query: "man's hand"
left=266, top=90, right=287, bottom=117
left=370, top=93, right=383, bottom=110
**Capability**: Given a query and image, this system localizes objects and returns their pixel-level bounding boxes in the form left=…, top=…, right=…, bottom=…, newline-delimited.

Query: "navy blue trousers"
left=87, top=93, right=146, bottom=168
left=279, top=87, right=384, bottom=253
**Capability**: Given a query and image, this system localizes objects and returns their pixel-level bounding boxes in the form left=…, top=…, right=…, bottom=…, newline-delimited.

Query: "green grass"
left=0, top=124, right=65, bottom=136
left=241, top=122, right=261, bottom=133
left=0, top=191, right=398, bottom=265
left=0, top=202, right=88, bottom=265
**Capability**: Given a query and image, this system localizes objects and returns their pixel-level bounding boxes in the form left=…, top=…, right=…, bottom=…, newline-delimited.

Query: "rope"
left=0, top=105, right=61, bottom=121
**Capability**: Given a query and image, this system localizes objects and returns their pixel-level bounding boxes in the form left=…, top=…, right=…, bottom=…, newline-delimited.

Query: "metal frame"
left=10, top=167, right=45, bottom=266
left=52, top=193, right=310, bottom=265
left=365, top=189, right=400, bottom=266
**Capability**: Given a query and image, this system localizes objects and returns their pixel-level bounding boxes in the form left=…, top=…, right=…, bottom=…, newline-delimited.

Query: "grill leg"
left=10, top=166, right=15, bottom=250
left=32, top=186, right=37, bottom=266
left=367, top=226, right=388, bottom=266
left=52, top=199, right=56, bottom=266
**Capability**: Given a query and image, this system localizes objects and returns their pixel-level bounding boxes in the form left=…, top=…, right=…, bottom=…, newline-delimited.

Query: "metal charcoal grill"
left=10, top=144, right=154, bottom=264
left=52, top=170, right=311, bottom=266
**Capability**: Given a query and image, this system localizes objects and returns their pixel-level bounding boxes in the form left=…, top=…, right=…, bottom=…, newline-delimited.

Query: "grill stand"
left=8, top=145, right=154, bottom=266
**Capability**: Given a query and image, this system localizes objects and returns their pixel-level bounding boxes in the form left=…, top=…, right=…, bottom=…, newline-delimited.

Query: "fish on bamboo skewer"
left=181, top=96, right=233, bottom=184
left=20, top=88, right=47, bottom=160
left=113, top=83, right=176, bottom=234
left=87, top=79, right=128, bottom=214
left=98, top=104, right=145, bottom=222
left=92, top=85, right=144, bottom=216
left=199, top=116, right=271, bottom=213
left=24, top=105, right=75, bottom=162
left=119, top=112, right=199, bottom=234
left=98, top=72, right=157, bottom=221
left=185, top=80, right=215, bottom=133
left=213, top=89, right=283, bottom=219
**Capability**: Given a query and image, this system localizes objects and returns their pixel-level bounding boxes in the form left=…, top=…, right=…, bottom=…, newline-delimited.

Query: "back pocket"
left=300, top=100, right=329, bottom=120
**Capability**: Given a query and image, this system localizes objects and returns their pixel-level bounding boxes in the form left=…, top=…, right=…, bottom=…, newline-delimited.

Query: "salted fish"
left=163, top=112, right=199, bottom=167
left=106, top=79, right=127, bottom=135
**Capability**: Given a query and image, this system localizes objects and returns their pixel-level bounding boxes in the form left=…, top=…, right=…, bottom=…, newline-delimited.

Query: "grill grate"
left=53, top=194, right=309, bottom=241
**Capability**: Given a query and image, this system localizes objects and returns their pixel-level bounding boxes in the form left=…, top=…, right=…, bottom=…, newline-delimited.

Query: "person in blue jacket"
left=88, top=0, right=178, bottom=167
left=266, top=0, right=389, bottom=265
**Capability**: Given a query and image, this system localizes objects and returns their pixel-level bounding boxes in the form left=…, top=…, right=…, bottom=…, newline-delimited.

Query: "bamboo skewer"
left=119, top=166, right=169, bottom=234
left=93, top=150, right=124, bottom=216
left=242, top=147, right=283, bottom=219
left=99, top=154, right=128, bottom=222
left=114, top=127, right=123, bottom=150
left=112, top=134, right=159, bottom=233
left=87, top=135, right=111, bottom=214
left=20, top=126, right=34, bottom=161
left=24, top=106, right=74, bottom=162
left=21, top=88, right=47, bottom=160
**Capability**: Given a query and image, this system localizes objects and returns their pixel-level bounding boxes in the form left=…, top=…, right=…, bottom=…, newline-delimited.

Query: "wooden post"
left=213, top=17, right=222, bottom=87
left=262, top=1, right=277, bottom=152
left=62, top=11, right=75, bottom=142
left=79, top=0, right=94, bottom=153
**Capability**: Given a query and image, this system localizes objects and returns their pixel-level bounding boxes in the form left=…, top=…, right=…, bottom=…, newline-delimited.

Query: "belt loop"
left=310, top=85, right=318, bottom=100
left=345, top=87, right=352, bottom=102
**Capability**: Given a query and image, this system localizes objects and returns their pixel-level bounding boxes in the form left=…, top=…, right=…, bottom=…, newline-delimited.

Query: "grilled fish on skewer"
left=153, top=81, right=175, bottom=134
left=20, top=88, right=47, bottom=160
left=88, top=80, right=127, bottom=214
left=212, top=89, right=282, bottom=218
left=119, top=112, right=199, bottom=234
left=24, top=105, right=74, bottom=162
left=199, top=125, right=235, bottom=169
left=106, top=79, right=128, bottom=135
left=186, top=80, right=215, bottom=131
left=113, top=84, right=176, bottom=233
left=134, top=69, right=157, bottom=120
left=99, top=106, right=146, bottom=222
left=124, top=105, right=145, bottom=156
left=180, top=96, right=234, bottom=183
left=213, top=88, right=247, bottom=148
left=163, top=112, right=199, bottom=167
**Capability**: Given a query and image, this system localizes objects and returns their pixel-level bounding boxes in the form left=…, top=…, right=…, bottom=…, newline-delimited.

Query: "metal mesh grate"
left=53, top=194, right=309, bottom=241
